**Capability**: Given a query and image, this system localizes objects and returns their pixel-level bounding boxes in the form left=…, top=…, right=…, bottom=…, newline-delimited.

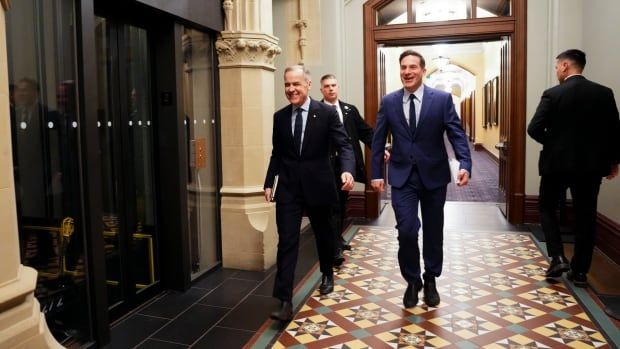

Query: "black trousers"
left=330, top=184, right=349, bottom=251
left=273, top=200, right=334, bottom=302
left=539, top=174, right=601, bottom=273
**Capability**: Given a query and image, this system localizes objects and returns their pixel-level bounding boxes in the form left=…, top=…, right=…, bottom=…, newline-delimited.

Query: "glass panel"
left=126, top=26, right=159, bottom=292
left=413, top=0, right=469, bottom=23
left=377, top=0, right=408, bottom=25
left=182, top=28, right=221, bottom=277
left=477, top=0, right=511, bottom=18
left=6, top=0, right=91, bottom=345
left=94, top=17, right=125, bottom=307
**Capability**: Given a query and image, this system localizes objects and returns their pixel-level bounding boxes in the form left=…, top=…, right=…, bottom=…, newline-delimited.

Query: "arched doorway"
left=362, top=0, right=526, bottom=224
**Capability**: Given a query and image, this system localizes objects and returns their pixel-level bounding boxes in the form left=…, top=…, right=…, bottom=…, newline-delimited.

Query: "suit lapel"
left=417, top=85, right=433, bottom=130
left=339, top=101, right=349, bottom=122
left=302, top=99, right=319, bottom=155
left=280, top=105, right=297, bottom=154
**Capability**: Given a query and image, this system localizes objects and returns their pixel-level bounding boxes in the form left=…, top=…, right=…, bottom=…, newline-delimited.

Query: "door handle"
left=495, top=142, right=508, bottom=152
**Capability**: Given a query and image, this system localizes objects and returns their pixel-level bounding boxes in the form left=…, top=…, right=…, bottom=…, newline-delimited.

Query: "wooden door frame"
left=363, top=0, right=526, bottom=224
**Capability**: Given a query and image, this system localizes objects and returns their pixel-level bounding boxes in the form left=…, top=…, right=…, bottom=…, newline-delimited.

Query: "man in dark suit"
left=264, top=65, right=355, bottom=321
left=319, top=74, right=374, bottom=266
left=371, top=50, right=471, bottom=308
left=528, top=49, right=620, bottom=288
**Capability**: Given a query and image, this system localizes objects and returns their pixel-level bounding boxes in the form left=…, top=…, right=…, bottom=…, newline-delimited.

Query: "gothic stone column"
left=216, top=1, right=282, bottom=271
left=0, top=8, right=63, bottom=349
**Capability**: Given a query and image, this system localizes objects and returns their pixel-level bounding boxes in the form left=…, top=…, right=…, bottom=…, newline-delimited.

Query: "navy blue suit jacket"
left=371, top=86, right=472, bottom=190
left=264, top=99, right=355, bottom=205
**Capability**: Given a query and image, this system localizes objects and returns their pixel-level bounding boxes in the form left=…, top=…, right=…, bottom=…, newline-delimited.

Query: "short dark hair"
left=320, top=74, right=336, bottom=83
left=399, top=50, right=426, bottom=68
left=556, top=49, right=586, bottom=70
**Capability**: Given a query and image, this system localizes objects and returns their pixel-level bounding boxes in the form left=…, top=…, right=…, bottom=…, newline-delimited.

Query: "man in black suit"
left=528, top=49, right=620, bottom=288
left=319, top=74, right=374, bottom=266
left=264, top=65, right=355, bottom=321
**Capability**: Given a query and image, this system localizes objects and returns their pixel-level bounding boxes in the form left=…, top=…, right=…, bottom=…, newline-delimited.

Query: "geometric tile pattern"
left=271, top=226, right=612, bottom=348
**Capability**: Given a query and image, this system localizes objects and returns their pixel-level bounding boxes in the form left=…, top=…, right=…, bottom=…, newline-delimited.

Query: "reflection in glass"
left=377, top=0, right=407, bottom=25
left=182, top=28, right=221, bottom=277
left=6, top=0, right=91, bottom=345
left=126, top=26, right=159, bottom=292
left=96, top=18, right=160, bottom=309
left=477, top=0, right=511, bottom=18
left=413, top=0, right=468, bottom=23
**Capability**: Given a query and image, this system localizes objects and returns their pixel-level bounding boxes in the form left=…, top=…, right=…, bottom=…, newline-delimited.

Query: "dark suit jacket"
left=528, top=75, right=620, bottom=177
left=371, top=85, right=472, bottom=190
left=322, top=100, right=373, bottom=183
left=264, top=99, right=355, bottom=205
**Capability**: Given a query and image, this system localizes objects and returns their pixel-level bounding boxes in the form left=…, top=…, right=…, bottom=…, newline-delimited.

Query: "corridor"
left=110, top=202, right=619, bottom=348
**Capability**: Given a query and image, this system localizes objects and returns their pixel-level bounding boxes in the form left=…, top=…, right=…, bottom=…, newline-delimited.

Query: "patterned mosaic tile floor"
left=263, top=226, right=614, bottom=348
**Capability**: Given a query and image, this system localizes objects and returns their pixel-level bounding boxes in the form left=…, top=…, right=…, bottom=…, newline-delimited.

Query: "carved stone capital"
left=215, top=32, right=281, bottom=71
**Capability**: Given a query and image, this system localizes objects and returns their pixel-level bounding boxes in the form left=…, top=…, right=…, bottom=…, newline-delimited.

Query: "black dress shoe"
left=423, top=273, right=440, bottom=307
left=334, top=249, right=345, bottom=267
left=270, top=301, right=293, bottom=321
left=403, top=279, right=423, bottom=308
left=546, top=255, right=570, bottom=278
left=567, top=270, right=588, bottom=288
left=319, top=273, right=334, bottom=295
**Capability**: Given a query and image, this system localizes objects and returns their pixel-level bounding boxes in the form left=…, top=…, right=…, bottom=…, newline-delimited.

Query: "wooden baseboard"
left=524, top=195, right=620, bottom=265
left=346, top=191, right=366, bottom=218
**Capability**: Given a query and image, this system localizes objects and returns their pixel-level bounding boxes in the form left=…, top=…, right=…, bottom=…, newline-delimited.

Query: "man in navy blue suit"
left=264, top=65, right=355, bottom=321
left=371, top=50, right=472, bottom=308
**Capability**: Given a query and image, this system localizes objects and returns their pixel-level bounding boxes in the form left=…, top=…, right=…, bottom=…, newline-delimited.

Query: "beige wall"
left=582, top=0, right=620, bottom=221
left=526, top=0, right=620, bottom=222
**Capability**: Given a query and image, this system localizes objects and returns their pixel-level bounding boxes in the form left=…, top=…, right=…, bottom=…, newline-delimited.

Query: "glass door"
left=182, top=28, right=221, bottom=278
left=95, top=17, right=160, bottom=318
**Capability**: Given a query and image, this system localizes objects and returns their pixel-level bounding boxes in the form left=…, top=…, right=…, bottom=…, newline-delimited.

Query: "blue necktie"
left=293, top=107, right=303, bottom=154
left=409, top=94, right=417, bottom=135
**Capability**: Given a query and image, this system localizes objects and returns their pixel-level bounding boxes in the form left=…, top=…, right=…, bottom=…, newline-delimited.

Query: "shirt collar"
left=295, top=97, right=312, bottom=112
left=564, top=73, right=583, bottom=81
left=403, top=85, right=424, bottom=103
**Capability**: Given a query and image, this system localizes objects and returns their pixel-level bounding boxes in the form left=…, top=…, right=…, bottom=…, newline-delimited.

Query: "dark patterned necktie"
left=293, top=107, right=303, bottom=154
left=409, top=94, right=417, bottom=134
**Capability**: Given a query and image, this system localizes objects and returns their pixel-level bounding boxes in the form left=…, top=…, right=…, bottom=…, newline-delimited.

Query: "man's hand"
left=371, top=179, right=385, bottom=192
left=384, top=150, right=391, bottom=162
left=456, top=169, right=470, bottom=187
left=264, top=188, right=272, bottom=202
left=607, top=164, right=619, bottom=180
left=341, top=172, right=354, bottom=191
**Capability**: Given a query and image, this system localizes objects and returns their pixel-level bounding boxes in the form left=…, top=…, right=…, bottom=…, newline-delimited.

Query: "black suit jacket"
left=528, top=75, right=620, bottom=177
left=264, top=99, right=355, bottom=205
left=323, top=100, right=374, bottom=184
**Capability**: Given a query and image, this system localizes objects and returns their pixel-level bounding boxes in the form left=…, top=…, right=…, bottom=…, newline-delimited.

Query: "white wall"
left=583, top=0, right=620, bottom=221
left=526, top=0, right=620, bottom=221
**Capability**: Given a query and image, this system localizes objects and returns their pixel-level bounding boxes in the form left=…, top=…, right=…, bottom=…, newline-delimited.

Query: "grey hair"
left=284, top=65, right=311, bottom=82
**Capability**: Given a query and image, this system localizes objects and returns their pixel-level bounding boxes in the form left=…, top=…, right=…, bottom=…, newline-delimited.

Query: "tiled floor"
left=110, top=202, right=619, bottom=348
left=108, top=228, right=317, bottom=348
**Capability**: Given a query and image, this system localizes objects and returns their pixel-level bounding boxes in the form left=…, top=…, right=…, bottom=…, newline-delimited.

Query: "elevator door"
left=95, top=17, right=161, bottom=319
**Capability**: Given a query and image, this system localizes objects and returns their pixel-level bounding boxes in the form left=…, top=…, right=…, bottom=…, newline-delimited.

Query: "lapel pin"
left=313, top=114, right=317, bottom=118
